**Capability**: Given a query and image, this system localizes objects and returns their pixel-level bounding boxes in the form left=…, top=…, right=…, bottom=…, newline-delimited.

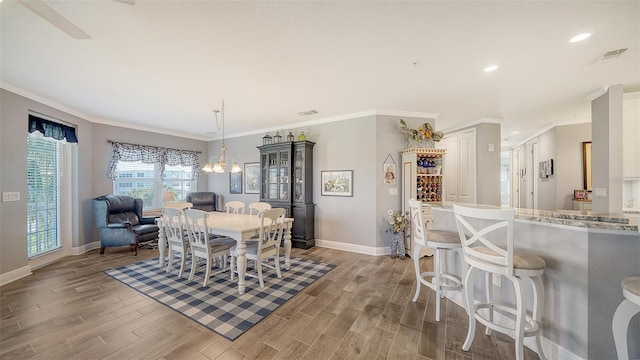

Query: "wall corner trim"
left=72, top=241, right=102, bottom=255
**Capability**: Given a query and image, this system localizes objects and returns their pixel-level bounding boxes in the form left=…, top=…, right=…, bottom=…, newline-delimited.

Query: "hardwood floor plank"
left=359, top=327, right=395, bottom=360
left=299, top=333, right=340, bottom=360
left=293, top=309, right=337, bottom=346
left=349, top=304, right=384, bottom=339
left=418, top=319, right=445, bottom=360
left=323, top=307, right=362, bottom=340
left=377, top=302, right=404, bottom=333
left=387, top=323, right=422, bottom=360
left=271, top=339, right=310, bottom=360
left=328, top=330, right=368, bottom=360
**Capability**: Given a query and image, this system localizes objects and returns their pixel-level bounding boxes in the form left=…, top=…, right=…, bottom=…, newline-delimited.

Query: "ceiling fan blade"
left=113, top=0, right=135, bottom=5
left=17, top=0, right=92, bottom=39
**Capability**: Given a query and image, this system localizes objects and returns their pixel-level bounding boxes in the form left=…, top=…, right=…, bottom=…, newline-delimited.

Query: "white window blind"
left=27, top=137, right=61, bottom=257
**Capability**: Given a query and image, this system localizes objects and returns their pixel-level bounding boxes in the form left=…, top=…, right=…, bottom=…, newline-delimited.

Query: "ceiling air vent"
left=297, top=109, right=318, bottom=116
left=595, top=48, right=628, bottom=63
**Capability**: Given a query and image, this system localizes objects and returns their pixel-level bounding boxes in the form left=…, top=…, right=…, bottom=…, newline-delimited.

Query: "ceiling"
left=1, top=1, right=638, bottom=148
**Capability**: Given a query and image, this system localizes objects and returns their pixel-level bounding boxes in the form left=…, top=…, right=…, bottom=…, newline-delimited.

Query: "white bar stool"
left=454, top=204, right=547, bottom=360
left=408, top=200, right=463, bottom=321
left=612, top=276, right=640, bottom=360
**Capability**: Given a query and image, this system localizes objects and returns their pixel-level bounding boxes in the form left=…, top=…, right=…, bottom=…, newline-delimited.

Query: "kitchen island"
left=431, top=203, right=639, bottom=360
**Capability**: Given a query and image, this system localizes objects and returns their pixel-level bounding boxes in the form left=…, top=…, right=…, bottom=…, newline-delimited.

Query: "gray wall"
left=537, top=127, right=557, bottom=210
left=1, top=89, right=93, bottom=274
left=475, top=123, right=501, bottom=206
left=0, top=89, right=207, bottom=275
left=555, top=123, right=591, bottom=209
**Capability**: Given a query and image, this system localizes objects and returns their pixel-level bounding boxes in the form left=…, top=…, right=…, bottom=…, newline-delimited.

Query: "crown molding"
left=1, top=83, right=211, bottom=141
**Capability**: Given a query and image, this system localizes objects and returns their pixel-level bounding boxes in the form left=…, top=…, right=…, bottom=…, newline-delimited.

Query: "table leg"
left=284, top=224, right=292, bottom=270
left=236, top=240, right=247, bottom=294
left=156, top=218, right=166, bottom=266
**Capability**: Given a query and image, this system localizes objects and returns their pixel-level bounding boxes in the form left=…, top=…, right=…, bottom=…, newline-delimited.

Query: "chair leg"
left=485, top=272, right=493, bottom=336
left=230, top=255, right=236, bottom=281
left=530, top=276, right=547, bottom=360
left=100, top=246, right=105, bottom=254
left=166, top=248, right=174, bottom=273
left=274, top=254, right=282, bottom=279
left=434, top=248, right=442, bottom=322
left=203, top=257, right=212, bottom=287
left=613, top=299, right=640, bottom=360
left=462, top=266, right=479, bottom=352
left=132, top=242, right=138, bottom=256
left=178, top=250, right=187, bottom=278
left=511, top=276, right=526, bottom=360
left=257, top=258, right=265, bottom=288
left=412, top=243, right=423, bottom=302
left=189, top=255, right=197, bottom=281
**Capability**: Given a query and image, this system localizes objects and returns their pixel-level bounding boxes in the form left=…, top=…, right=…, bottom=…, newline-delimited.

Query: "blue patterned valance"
left=28, top=114, right=78, bottom=143
left=107, top=141, right=201, bottom=180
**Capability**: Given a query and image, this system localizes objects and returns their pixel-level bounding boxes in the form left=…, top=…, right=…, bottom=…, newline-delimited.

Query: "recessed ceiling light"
left=570, top=33, right=591, bottom=43
left=510, top=131, right=519, bottom=135
left=484, top=65, right=499, bottom=72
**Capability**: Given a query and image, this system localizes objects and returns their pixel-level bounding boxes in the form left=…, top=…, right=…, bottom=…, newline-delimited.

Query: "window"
left=113, top=161, right=195, bottom=208
left=27, top=137, right=60, bottom=257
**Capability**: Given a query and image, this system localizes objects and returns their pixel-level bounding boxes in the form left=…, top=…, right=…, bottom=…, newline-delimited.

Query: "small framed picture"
left=321, top=170, right=353, bottom=197
left=244, top=162, right=260, bottom=194
left=574, top=189, right=589, bottom=200
left=230, top=172, right=242, bottom=194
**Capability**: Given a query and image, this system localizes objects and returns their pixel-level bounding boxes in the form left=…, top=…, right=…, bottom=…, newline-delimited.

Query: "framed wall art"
left=230, top=171, right=242, bottom=194
left=244, top=162, right=260, bottom=194
left=321, top=170, right=353, bottom=197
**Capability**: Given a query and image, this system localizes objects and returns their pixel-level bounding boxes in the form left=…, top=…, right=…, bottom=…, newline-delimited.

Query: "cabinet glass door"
left=294, top=147, right=303, bottom=202
left=278, top=150, right=289, bottom=201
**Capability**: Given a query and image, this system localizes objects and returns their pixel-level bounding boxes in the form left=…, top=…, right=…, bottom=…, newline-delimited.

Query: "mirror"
left=583, top=141, right=592, bottom=190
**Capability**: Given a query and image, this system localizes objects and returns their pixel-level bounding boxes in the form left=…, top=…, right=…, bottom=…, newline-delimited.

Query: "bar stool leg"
left=512, top=276, right=527, bottom=360
left=612, top=299, right=640, bottom=360
left=462, top=266, right=479, bottom=351
left=485, top=272, right=494, bottom=336
left=434, top=248, right=442, bottom=321
left=412, top=243, right=423, bottom=302
left=530, top=276, right=548, bottom=360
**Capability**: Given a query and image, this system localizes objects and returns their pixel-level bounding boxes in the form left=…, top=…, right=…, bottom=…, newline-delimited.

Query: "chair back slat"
left=258, top=208, right=286, bottom=253
left=248, top=202, right=272, bottom=216
left=453, top=204, right=515, bottom=277
left=184, top=209, right=211, bottom=258
left=162, top=207, right=185, bottom=247
left=409, top=200, right=427, bottom=247
left=225, top=201, right=246, bottom=214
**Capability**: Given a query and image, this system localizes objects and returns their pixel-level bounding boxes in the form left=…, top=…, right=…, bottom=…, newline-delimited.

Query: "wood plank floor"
left=0, top=246, right=541, bottom=360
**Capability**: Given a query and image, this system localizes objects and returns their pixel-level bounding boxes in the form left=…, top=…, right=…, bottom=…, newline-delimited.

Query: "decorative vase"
left=389, top=231, right=405, bottom=259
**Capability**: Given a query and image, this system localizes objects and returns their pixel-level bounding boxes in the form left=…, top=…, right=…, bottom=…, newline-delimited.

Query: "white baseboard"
left=71, top=241, right=101, bottom=255
left=0, top=265, right=32, bottom=287
left=315, top=239, right=390, bottom=256
left=445, top=292, right=584, bottom=360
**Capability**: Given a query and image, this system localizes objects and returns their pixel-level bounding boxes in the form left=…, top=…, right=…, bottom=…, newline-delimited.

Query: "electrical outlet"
left=2, top=192, right=20, bottom=202
left=595, top=188, right=607, bottom=197
left=492, top=274, right=502, bottom=287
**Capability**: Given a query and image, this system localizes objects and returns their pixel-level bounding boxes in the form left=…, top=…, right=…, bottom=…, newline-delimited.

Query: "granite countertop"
left=433, top=202, right=639, bottom=232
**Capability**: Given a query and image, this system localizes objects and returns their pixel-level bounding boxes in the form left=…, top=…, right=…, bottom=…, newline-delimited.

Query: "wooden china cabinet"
left=257, top=140, right=315, bottom=249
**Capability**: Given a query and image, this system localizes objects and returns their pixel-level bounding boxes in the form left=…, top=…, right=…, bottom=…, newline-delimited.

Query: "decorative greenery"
left=386, top=209, right=409, bottom=234
left=399, top=119, right=444, bottom=145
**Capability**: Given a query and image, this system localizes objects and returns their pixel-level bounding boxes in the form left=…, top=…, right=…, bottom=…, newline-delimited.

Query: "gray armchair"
left=185, top=192, right=219, bottom=212
left=93, top=195, right=159, bottom=255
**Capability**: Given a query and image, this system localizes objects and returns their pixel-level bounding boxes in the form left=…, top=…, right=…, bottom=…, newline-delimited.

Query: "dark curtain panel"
left=28, top=114, right=78, bottom=143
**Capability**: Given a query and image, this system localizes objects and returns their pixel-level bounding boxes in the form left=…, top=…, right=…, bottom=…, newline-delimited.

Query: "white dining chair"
left=162, top=207, right=189, bottom=277
left=230, top=208, right=285, bottom=288
left=184, top=209, right=236, bottom=287
left=408, top=200, right=464, bottom=322
left=225, top=201, right=245, bottom=214
left=248, top=202, right=271, bottom=216
left=454, top=204, right=547, bottom=360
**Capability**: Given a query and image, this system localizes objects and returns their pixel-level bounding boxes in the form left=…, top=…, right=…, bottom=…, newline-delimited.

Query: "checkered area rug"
left=104, top=257, right=335, bottom=341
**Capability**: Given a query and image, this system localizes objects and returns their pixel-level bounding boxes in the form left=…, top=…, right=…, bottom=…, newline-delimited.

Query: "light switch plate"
left=2, top=192, right=20, bottom=202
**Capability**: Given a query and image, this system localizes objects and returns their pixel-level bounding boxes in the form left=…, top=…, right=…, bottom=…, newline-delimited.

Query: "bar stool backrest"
left=453, top=204, right=515, bottom=277
left=409, top=200, right=427, bottom=247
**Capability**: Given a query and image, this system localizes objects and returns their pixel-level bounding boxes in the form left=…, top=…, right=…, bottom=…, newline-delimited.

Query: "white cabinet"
left=443, top=130, right=477, bottom=204
left=401, top=147, right=446, bottom=256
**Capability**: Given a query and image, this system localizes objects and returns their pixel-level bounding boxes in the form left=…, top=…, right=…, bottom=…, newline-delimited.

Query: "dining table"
left=155, top=211, right=294, bottom=294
